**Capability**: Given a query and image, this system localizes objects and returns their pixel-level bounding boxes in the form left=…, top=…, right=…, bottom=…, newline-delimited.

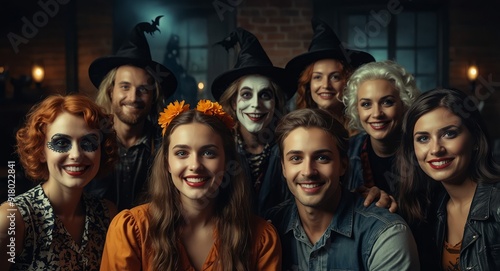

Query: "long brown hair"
left=147, top=110, right=253, bottom=270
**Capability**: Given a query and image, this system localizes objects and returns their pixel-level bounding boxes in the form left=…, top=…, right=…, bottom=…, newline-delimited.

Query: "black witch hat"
left=211, top=27, right=294, bottom=101
left=89, top=16, right=177, bottom=97
left=286, top=17, right=375, bottom=81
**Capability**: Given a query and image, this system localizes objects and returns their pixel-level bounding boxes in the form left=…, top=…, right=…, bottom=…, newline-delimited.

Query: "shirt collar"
left=285, top=190, right=356, bottom=239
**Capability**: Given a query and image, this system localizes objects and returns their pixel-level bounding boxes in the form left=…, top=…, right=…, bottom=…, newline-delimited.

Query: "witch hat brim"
left=286, top=17, right=375, bottom=81
left=88, top=17, right=177, bottom=98
left=211, top=27, right=295, bottom=101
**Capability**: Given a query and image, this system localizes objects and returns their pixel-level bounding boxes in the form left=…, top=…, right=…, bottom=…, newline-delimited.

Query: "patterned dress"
left=11, top=184, right=111, bottom=271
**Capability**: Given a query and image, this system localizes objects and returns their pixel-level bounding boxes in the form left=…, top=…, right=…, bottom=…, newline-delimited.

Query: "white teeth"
left=300, top=183, right=321, bottom=188
left=185, top=177, right=207, bottom=183
left=64, top=166, right=85, bottom=172
left=371, top=123, right=386, bottom=128
left=431, top=160, right=450, bottom=166
left=319, top=93, right=334, bottom=97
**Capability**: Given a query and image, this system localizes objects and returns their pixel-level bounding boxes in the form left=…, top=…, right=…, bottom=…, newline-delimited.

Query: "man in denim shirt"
left=266, top=108, right=419, bottom=270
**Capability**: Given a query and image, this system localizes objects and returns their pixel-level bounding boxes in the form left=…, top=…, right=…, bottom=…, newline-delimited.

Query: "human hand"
left=357, top=185, right=398, bottom=213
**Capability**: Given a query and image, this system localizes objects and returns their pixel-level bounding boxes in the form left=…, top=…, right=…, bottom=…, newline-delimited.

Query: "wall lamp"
left=32, top=62, right=45, bottom=90
left=467, top=64, right=478, bottom=92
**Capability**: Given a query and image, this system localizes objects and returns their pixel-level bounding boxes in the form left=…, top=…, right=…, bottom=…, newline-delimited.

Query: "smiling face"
left=110, top=65, right=154, bottom=126
left=43, top=112, right=101, bottom=189
left=168, top=122, right=226, bottom=203
left=309, top=59, right=346, bottom=114
left=413, top=107, right=474, bottom=184
left=234, top=75, right=275, bottom=134
left=357, top=79, right=405, bottom=141
left=281, top=127, right=347, bottom=210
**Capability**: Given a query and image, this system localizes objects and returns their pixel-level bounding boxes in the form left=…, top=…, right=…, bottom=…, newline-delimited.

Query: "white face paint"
left=235, top=75, right=275, bottom=133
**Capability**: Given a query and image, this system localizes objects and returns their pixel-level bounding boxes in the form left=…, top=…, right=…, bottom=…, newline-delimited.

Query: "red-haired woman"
left=0, top=94, right=118, bottom=270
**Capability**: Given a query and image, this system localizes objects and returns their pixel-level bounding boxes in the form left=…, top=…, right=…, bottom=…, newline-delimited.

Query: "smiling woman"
left=212, top=27, right=294, bottom=216
left=0, top=94, right=118, bottom=270
left=342, top=60, right=419, bottom=196
left=100, top=100, right=282, bottom=270
left=398, top=88, right=500, bottom=270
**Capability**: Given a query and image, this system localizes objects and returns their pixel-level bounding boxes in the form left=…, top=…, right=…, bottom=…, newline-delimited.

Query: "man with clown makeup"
left=212, top=28, right=296, bottom=216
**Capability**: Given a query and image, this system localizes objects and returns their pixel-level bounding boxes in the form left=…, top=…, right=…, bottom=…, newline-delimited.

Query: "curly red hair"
left=16, top=94, right=118, bottom=182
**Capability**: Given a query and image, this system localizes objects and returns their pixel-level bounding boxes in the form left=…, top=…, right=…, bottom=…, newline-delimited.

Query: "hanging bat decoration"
left=138, top=15, right=164, bottom=36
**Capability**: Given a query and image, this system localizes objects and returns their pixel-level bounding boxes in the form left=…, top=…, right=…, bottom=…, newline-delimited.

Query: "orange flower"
left=196, top=100, right=235, bottom=129
left=196, top=99, right=214, bottom=114
left=158, top=100, right=190, bottom=136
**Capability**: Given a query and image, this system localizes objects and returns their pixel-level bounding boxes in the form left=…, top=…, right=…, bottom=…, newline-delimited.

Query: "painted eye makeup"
left=80, top=134, right=100, bottom=152
left=47, top=133, right=100, bottom=153
left=47, top=134, right=72, bottom=153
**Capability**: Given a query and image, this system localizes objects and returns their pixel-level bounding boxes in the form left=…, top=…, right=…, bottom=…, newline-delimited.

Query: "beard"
left=112, top=101, right=150, bottom=125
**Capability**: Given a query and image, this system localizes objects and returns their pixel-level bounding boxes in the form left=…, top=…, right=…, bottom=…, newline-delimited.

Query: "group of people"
left=0, top=16, right=499, bottom=271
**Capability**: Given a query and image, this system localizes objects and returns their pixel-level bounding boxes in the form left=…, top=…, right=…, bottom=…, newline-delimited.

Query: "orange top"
left=100, top=204, right=282, bottom=271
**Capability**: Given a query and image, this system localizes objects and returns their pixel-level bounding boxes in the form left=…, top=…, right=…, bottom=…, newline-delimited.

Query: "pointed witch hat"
left=89, top=16, right=177, bottom=98
left=286, top=17, right=375, bottom=81
left=211, top=27, right=294, bottom=101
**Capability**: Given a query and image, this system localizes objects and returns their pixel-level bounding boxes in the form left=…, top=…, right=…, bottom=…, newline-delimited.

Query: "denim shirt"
left=266, top=190, right=420, bottom=271
left=435, top=181, right=500, bottom=270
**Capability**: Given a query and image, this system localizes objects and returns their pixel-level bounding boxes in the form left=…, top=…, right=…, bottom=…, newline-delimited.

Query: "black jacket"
left=435, top=181, right=500, bottom=270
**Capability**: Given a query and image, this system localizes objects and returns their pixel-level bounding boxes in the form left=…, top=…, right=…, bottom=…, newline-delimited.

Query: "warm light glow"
left=0, top=66, right=4, bottom=73
left=198, top=82, right=205, bottom=90
left=467, top=65, right=478, bottom=81
left=32, top=64, right=45, bottom=83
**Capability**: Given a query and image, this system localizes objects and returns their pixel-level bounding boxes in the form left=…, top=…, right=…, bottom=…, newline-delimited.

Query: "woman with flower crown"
left=100, top=100, right=282, bottom=270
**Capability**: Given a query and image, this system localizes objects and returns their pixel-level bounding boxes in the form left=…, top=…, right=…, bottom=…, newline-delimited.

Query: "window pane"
left=347, top=15, right=368, bottom=48
left=417, top=48, right=436, bottom=74
left=396, top=12, right=415, bottom=47
left=395, top=49, right=415, bottom=74
left=367, top=21, right=388, bottom=47
left=417, top=12, right=437, bottom=46
left=180, top=48, right=207, bottom=73
left=367, top=49, right=388, bottom=61
left=178, top=18, right=208, bottom=47
left=416, top=75, right=437, bottom=92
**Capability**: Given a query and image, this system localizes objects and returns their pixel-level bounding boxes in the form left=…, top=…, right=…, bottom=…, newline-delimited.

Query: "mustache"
left=121, top=101, right=146, bottom=108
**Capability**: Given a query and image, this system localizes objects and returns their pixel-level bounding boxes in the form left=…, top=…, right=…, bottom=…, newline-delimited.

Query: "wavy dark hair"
left=147, top=110, right=252, bottom=270
left=397, top=88, right=500, bottom=224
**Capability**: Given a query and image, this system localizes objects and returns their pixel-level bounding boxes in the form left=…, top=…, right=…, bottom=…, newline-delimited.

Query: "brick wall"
left=448, top=2, right=500, bottom=139
left=0, top=0, right=112, bottom=100
left=77, top=0, right=113, bottom=98
left=236, top=0, right=313, bottom=68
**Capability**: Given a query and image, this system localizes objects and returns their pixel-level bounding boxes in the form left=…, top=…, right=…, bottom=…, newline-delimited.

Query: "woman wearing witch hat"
left=286, top=17, right=375, bottom=128
left=86, top=17, right=178, bottom=211
left=211, top=28, right=295, bottom=217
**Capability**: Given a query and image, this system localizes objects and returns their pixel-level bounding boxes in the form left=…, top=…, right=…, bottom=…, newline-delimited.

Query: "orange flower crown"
left=158, top=100, right=235, bottom=136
